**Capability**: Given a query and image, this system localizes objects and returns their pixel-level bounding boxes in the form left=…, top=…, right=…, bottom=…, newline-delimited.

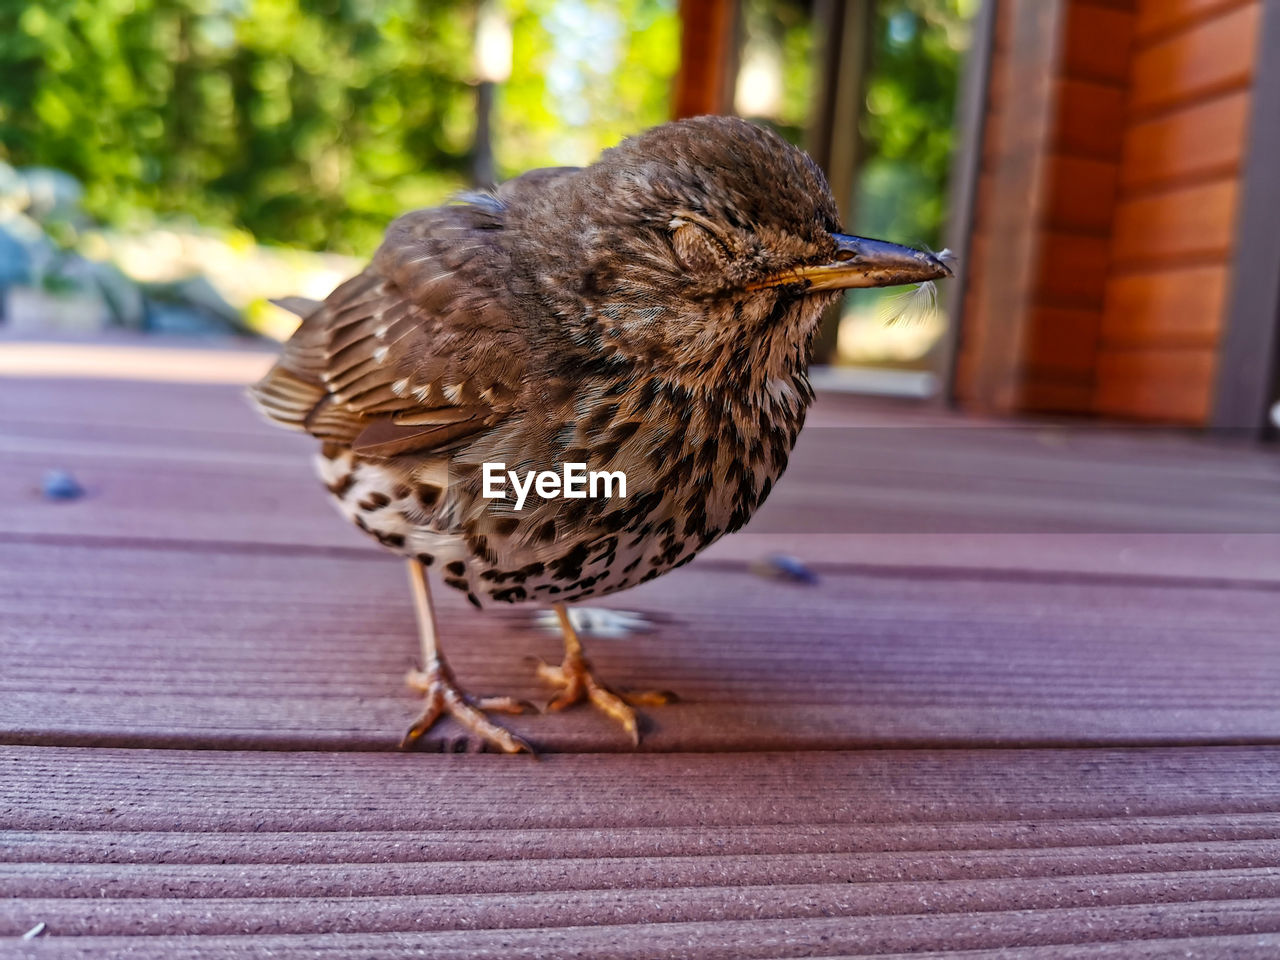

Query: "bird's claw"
left=401, top=661, right=535, bottom=755
left=531, top=654, right=675, bottom=746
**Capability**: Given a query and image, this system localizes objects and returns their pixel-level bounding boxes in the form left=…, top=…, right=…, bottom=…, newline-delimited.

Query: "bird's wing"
left=249, top=198, right=532, bottom=460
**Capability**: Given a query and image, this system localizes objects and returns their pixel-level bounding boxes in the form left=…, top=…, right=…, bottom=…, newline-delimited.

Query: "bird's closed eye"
left=668, top=216, right=732, bottom=274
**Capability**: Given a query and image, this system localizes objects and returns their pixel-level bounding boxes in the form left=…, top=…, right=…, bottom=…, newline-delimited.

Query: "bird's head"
left=505, top=116, right=952, bottom=389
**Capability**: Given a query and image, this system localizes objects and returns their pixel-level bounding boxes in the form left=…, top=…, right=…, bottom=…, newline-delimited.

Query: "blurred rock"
left=17, top=167, right=85, bottom=224
left=41, top=469, right=85, bottom=501
left=88, top=260, right=146, bottom=328
left=142, top=275, right=246, bottom=335
left=750, top=553, right=819, bottom=585
left=4, top=286, right=112, bottom=333
left=0, top=221, right=34, bottom=290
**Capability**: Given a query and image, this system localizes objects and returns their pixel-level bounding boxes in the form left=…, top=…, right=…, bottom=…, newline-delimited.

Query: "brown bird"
left=250, top=116, right=950, bottom=753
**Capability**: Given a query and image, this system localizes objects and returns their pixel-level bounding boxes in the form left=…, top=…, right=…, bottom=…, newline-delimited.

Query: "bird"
left=249, top=115, right=951, bottom=753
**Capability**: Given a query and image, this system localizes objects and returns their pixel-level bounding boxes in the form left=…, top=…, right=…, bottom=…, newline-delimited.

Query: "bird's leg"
left=534, top=603, right=675, bottom=745
left=400, top=560, right=533, bottom=754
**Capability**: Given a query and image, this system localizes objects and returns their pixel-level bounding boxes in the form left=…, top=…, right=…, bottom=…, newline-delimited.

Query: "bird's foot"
left=401, top=657, right=535, bottom=754
left=533, top=654, right=676, bottom=746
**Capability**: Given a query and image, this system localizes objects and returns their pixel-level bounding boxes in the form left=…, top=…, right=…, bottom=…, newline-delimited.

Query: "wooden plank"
left=13, top=744, right=1280, bottom=833
left=11, top=812, right=1280, bottom=864
left=970, top=171, right=996, bottom=234
left=1095, top=347, right=1217, bottom=421
left=1111, top=178, right=1239, bottom=266
left=1053, top=79, right=1127, bottom=158
left=672, top=0, right=738, bottom=119
left=4, top=537, right=1280, bottom=752
left=993, top=0, right=1012, bottom=50
left=712, top=533, right=1280, bottom=584
left=12, top=857, right=1280, bottom=908
left=1024, top=305, right=1102, bottom=374
left=1130, top=2, right=1260, bottom=114
left=0, top=338, right=274, bottom=384
left=1120, top=90, right=1250, bottom=189
left=1134, top=0, right=1257, bottom=42
left=1045, top=154, right=1120, bottom=232
left=6, top=372, right=1280, bottom=589
left=0, top=425, right=361, bottom=551
left=985, top=40, right=1009, bottom=116
left=1017, top=376, right=1096, bottom=413
left=11, top=931, right=1280, bottom=960
left=5, top=873, right=1280, bottom=937
left=967, top=0, right=1067, bottom=412
left=953, top=344, right=980, bottom=403
left=1063, top=1, right=1135, bottom=84
left=1033, top=231, right=1112, bottom=307
left=1102, top=265, right=1228, bottom=346
left=5, top=746, right=1280, bottom=954
left=1213, top=0, right=1280, bottom=435
left=8, top=389, right=1280, bottom=552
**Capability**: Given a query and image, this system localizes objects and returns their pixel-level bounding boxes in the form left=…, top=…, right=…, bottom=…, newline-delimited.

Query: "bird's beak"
left=750, top=234, right=954, bottom=292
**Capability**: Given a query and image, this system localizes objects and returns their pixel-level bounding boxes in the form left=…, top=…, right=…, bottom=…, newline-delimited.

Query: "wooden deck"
left=4, top=336, right=1280, bottom=957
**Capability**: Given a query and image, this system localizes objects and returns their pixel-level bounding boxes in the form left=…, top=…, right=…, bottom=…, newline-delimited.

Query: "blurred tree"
left=0, top=0, right=477, bottom=254
left=854, top=0, right=976, bottom=248
left=735, top=0, right=814, bottom=144
left=0, top=0, right=679, bottom=255
left=0, top=0, right=962, bottom=259
left=500, top=0, right=678, bottom=171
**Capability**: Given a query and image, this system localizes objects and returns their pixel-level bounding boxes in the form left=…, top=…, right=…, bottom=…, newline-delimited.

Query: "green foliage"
left=855, top=0, right=977, bottom=248
left=0, top=0, right=959, bottom=261
left=737, top=0, right=814, bottom=144
left=0, top=0, right=478, bottom=255
left=499, top=0, right=677, bottom=171
left=0, top=0, right=681, bottom=255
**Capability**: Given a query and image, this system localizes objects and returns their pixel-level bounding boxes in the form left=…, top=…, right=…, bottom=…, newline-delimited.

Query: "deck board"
left=5, top=747, right=1280, bottom=953
left=3, top=538, right=1279, bottom=751
left=2, top=337, right=1278, bottom=955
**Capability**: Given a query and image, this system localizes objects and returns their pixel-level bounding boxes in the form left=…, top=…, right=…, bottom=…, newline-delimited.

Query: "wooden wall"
left=1097, top=0, right=1261, bottom=421
left=1023, top=0, right=1130, bottom=413
left=953, top=0, right=1263, bottom=425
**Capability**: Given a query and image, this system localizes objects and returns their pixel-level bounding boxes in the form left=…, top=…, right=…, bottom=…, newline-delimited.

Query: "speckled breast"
left=313, top=378, right=809, bottom=608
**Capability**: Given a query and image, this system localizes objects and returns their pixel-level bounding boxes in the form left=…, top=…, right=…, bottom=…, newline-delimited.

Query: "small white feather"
left=878, top=245, right=957, bottom=326
left=879, top=281, right=939, bottom=327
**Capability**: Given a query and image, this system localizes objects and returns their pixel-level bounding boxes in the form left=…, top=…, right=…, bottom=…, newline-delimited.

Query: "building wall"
left=1022, top=0, right=1130, bottom=413
left=953, top=0, right=1262, bottom=425
left=954, top=0, right=1128, bottom=415
left=1096, top=0, right=1260, bottom=422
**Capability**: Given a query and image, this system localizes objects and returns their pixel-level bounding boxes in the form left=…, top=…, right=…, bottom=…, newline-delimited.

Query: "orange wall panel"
left=1120, top=90, right=1249, bottom=188
left=1033, top=232, right=1112, bottom=307
left=1110, top=178, right=1238, bottom=266
left=954, top=0, right=1258, bottom=424
left=1054, top=79, right=1128, bottom=157
left=1134, top=0, right=1254, bottom=40
left=1094, top=348, right=1217, bottom=421
left=1063, top=2, right=1135, bottom=84
left=1129, top=2, right=1258, bottom=113
left=1102, top=265, right=1228, bottom=347
left=1044, top=154, right=1120, bottom=232
left=1025, top=306, right=1104, bottom=374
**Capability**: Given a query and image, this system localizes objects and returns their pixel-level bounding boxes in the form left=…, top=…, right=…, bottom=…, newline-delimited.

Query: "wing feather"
left=248, top=190, right=545, bottom=458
